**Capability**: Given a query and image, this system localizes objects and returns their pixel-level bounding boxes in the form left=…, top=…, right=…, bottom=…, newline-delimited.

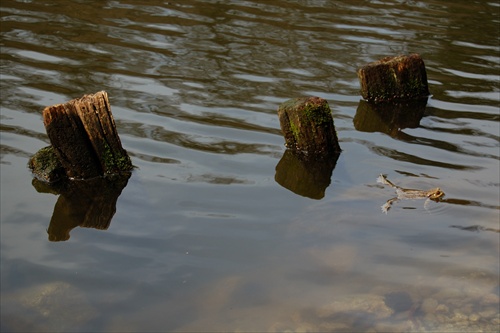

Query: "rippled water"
left=1, top=0, right=499, bottom=331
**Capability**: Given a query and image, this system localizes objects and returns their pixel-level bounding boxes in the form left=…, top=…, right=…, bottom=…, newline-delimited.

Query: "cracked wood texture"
left=42, top=91, right=132, bottom=179
left=357, top=54, right=430, bottom=103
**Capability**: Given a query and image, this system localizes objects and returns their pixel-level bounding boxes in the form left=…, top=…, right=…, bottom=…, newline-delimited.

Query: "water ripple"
left=2, top=1, right=500, bottom=331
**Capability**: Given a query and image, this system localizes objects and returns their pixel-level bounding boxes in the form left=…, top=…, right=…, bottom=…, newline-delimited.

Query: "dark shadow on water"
left=449, top=225, right=500, bottom=233
left=441, top=197, right=500, bottom=210
left=384, top=291, right=414, bottom=313
left=354, top=98, right=428, bottom=137
left=353, top=98, right=483, bottom=171
left=31, top=173, right=131, bottom=242
left=274, top=150, right=339, bottom=200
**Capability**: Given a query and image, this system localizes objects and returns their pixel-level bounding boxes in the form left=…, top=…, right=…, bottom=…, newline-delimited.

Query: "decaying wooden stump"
left=277, top=96, right=341, bottom=155
left=357, top=54, right=430, bottom=103
left=30, top=91, right=132, bottom=181
left=275, top=97, right=340, bottom=198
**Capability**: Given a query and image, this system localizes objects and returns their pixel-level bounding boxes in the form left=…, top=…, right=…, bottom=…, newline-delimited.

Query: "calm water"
left=1, top=0, right=499, bottom=331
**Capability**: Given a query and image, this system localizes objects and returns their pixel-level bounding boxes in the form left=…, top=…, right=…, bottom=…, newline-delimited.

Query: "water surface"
left=1, top=0, right=499, bottom=331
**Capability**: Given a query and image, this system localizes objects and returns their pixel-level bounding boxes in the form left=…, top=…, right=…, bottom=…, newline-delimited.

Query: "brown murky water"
left=1, top=0, right=499, bottom=331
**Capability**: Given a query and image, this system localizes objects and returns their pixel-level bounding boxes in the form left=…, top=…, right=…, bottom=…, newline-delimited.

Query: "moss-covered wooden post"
left=277, top=96, right=341, bottom=155
left=29, top=91, right=133, bottom=181
left=28, top=91, right=132, bottom=240
left=275, top=96, right=340, bottom=199
left=357, top=54, right=429, bottom=103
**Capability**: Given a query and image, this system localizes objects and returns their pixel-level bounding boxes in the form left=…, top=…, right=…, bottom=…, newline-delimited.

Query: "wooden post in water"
left=357, top=54, right=430, bottom=103
left=275, top=96, right=340, bottom=199
left=38, top=91, right=132, bottom=180
left=29, top=91, right=132, bottom=239
left=277, top=96, right=341, bottom=155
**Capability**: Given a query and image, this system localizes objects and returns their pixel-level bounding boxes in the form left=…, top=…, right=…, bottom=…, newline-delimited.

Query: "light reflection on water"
left=1, top=0, right=499, bottom=331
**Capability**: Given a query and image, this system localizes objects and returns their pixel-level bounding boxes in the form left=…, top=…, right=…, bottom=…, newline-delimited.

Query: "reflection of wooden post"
left=357, top=54, right=429, bottom=103
left=275, top=150, right=339, bottom=200
left=35, top=174, right=131, bottom=242
left=276, top=97, right=340, bottom=199
left=354, top=98, right=428, bottom=137
left=42, top=91, right=132, bottom=179
left=277, top=97, right=341, bottom=155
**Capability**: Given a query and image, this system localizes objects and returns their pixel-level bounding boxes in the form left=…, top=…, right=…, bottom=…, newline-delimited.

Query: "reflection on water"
left=450, top=224, right=500, bottom=233
left=32, top=174, right=131, bottom=242
left=354, top=98, right=427, bottom=137
left=275, top=149, right=339, bottom=200
left=1, top=0, right=499, bottom=331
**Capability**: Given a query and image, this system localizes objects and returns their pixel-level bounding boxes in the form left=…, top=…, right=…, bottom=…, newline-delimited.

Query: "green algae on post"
left=277, top=96, right=341, bottom=155
left=28, top=146, right=66, bottom=183
left=357, top=54, right=430, bottom=103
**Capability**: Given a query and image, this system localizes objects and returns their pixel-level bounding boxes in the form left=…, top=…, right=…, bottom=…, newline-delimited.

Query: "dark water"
left=1, top=0, right=499, bottom=331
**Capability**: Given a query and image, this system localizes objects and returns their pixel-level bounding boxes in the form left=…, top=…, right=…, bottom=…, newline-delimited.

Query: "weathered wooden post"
left=29, top=91, right=133, bottom=181
left=355, top=54, right=430, bottom=138
left=28, top=91, right=132, bottom=240
left=357, top=54, right=429, bottom=103
left=277, top=96, right=341, bottom=155
left=275, top=96, right=341, bottom=199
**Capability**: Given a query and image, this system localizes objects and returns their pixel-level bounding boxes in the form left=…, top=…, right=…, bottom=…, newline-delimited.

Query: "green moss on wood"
left=101, top=141, right=133, bottom=173
left=277, top=96, right=341, bottom=155
left=289, top=118, right=300, bottom=142
left=302, top=100, right=331, bottom=125
left=358, top=54, right=429, bottom=103
left=28, top=146, right=66, bottom=182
